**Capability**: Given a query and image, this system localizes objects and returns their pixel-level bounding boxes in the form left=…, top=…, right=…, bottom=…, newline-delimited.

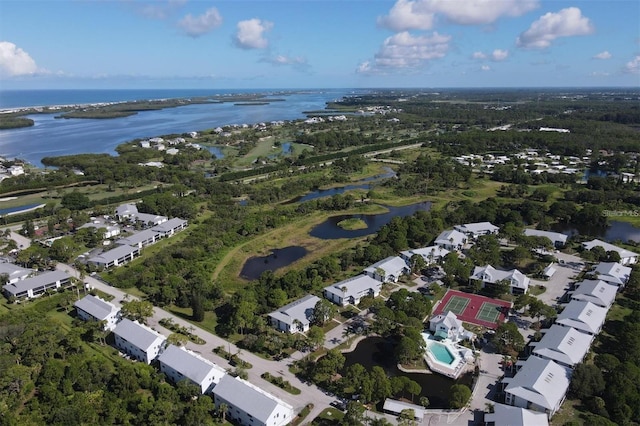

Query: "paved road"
left=55, top=262, right=335, bottom=423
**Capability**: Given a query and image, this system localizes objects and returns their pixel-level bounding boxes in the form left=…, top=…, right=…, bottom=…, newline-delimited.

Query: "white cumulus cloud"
left=261, top=54, right=309, bottom=70
left=177, top=7, right=222, bottom=37
left=593, top=51, right=612, bottom=60
left=625, top=56, right=640, bottom=74
left=0, top=41, right=38, bottom=77
left=358, top=31, right=450, bottom=72
left=234, top=19, right=273, bottom=50
left=378, top=0, right=538, bottom=31
left=491, top=49, right=509, bottom=61
left=481, top=65, right=491, bottom=71
left=472, top=51, right=487, bottom=59
left=517, top=7, right=594, bottom=49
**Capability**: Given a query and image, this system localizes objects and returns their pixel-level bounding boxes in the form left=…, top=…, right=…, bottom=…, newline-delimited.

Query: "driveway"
left=533, top=252, right=585, bottom=306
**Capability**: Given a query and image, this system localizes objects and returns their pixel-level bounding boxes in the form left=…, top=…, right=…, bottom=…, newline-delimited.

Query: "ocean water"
left=0, top=89, right=351, bottom=166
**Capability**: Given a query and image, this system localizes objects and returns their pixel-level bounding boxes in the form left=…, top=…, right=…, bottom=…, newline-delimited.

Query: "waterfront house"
left=434, top=229, right=467, bottom=251
left=523, top=229, right=568, bottom=248
left=268, top=294, right=321, bottom=333
left=582, top=239, right=638, bottom=265
left=158, top=345, right=226, bottom=394
left=212, top=375, right=295, bottom=426
left=428, top=311, right=473, bottom=342
left=454, top=222, right=499, bottom=239
left=112, top=318, right=166, bottom=364
left=593, top=262, right=632, bottom=287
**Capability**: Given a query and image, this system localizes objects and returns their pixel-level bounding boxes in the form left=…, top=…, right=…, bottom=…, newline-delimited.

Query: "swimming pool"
left=428, top=341, right=455, bottom=365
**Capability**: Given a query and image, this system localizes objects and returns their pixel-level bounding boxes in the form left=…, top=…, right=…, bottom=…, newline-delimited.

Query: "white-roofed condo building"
left=555, top=300, right=607, bottom=336
left=454, top=221, right=499, bottom=239
left=363, top=256, right=409, bottom=283
left=594, top=262, right=632, bottom=288
left=113, top=318, right=166, bottom=364
left=570, top=279, right=617, bottom=308
left=158, top=345, right=226, bottom=394
left=0, top=262, right=32, bottom=284
left=485, top=403, right=549, bottom=426
left=151, top=218, right=188, bottom=237
left=212, top=375, right=295, bottom=426
left=530, top=324, right=593, bottom=369
left=503, top=356, right=571, bottom=418
left=434, top=229, right=467, bottom=251
left=523, top=229, right=568, bottom=248
left=2, top=270, right=71, bottom=300
left=470, top=265, right=530, bottom=295
left=268, top=294, right=321, bottom=333
left=323, top=275, right=382, bottom=306
left=582, top=239, right=638, bottom=265
left=88, top=244, right=141, bottom=269
left=400, top=246, right=450, bottom=265
left=74, top=294, right=120, bottom=331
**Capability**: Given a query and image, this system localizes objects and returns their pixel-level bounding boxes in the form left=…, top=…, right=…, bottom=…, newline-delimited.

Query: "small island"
left=337, top=218, right=367, bottom=230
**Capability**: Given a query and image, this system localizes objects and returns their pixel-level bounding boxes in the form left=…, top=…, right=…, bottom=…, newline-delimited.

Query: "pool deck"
left=423, top=337, right=472, bottom=379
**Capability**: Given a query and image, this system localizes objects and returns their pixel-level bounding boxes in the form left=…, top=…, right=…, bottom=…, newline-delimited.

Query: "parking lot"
left=532, top=252, right=585, bottom=306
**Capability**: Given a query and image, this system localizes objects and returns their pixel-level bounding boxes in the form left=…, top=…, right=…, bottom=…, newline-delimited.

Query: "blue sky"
left=0, top=0, right=638, bottom=89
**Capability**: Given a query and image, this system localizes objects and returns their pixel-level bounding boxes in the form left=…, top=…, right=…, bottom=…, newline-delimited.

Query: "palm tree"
left=219, top=403, right=228, bottom=422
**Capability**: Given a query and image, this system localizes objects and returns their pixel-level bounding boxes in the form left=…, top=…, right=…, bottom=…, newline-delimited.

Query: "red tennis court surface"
left=432, top=289, right=512, bottom=329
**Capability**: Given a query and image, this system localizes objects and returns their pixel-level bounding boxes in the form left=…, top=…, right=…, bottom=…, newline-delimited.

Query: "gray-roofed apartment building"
left=530, top=324, right=593, bottom=369
left=212, top=375, right=294, bottom=426
left=88, top=244, right=141, bottom=269
left=2, top=270, right=71, bottom=300
left=268, top=294, right=321, bottom=333
left=112, top=318, right=166, bottom=364
left=555, top=300, right=608, bottom=336
left=151, top=218, right=188, bottom=237
left=74, top=294, right=120, bottom=330
left=0, top=262, right=32, bottom=284
left=158, top=345, right=226, bottom=394
left=323, top=274, right=382, bottom=306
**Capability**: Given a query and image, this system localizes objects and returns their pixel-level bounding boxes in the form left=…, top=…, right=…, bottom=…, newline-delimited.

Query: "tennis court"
left=442, top=295, right=470, bottom=315
left=432, top=289, right=512, bottom=329
left=476, top=302, right=502, bottom=323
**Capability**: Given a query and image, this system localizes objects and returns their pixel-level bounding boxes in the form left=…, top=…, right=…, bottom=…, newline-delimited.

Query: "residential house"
left=117, top=229, right=161, bottom=249
left=382, top=399, right=425, bottom=421
left=87, top=244, right=141, bottom=268
left=570, top=279, right=617, bottom=308
left=79, top=220, right=121, bottom=239
left=112, top=318, right=166, bottom=364
left=363, top=256, right=409, bottom=283
left=268, top=294, right=321, bottom=333
left=400, top=246, right=450, bottom=265
left=523, top=229, right=568, bottom=248
left=158, top=345, right=226, bottom=394
left=434, top=229, right=467, bottom=251
left=503, top=356, right=571, bottom=418
left=131, top=212, right=168, bottom=227
left=454, top=222, right=500, bottom=239
left=428, top=311, right=473, bottom=342
left=212, top=375, right=295, bottom=426
left=484, top=403, right=549, bottom=426
left=555, top=300, right=608, bottom=336
left=2, top=270, right=71, bottom=300
left=323, top=275, right=382, bottom=306
left=0, top=262, right=32, bottom=284
left=530, top=325, right=593, bottom=369
left=151, top=218, right=188, bottom=237
left=582, top=239, right=638, bottom=265
left=593, top=262, right=632, bottom=287
left=115, top=203, right=138, bottom=221
left=74, top=294, right=120, bottom=331
left=470, top=265, right=530, bottom=295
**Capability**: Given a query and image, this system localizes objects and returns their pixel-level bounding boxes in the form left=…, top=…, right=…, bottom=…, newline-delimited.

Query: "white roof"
left=382, top=399, right=425, bottom=420
left=151, top=218, right=187, bottom=233
left=523, top=229, right=568, bottom=245
left=594, top=262, right=632, bottom=285
left=364, top=256, right=408, bottom=277
left=0, top=262, right=32, bottom=280
left=471, top=265, right=530, bottom=290
left=213, top=375, right=293, bottom=423
left=113, top=318, right=166, bottom=351
left=485, top=403, right=549, bottom=426
left=401, top=245, right=449, bottom=260
left=434, top=229, right=466, bottom=246
left=532, top=325, right=593, bottom=367
left=88, top=244, right=138, bottom=264
left=74, top=294, right=119, bottom=321
left=268, top=294, right=321, bottom=328
left=116, top=203, right=138, bottom=216
left=324, top=275, right=381, bottom=300
left=555, top=300, right=608, bottom=335
left=2, top=270, right=70, bottom=297
left=117, top=229, right=158, bottom=246
left=504, top=357, right=571, bottom=412
left=571, top=279, right=617, bottom=307
left=455, top=221, right=499, bottom=234
left=158, top=345, right=225, bottom=386
left=430, top=311, right=462, bottom=330
left=583, top=239, right=638, bottom=260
